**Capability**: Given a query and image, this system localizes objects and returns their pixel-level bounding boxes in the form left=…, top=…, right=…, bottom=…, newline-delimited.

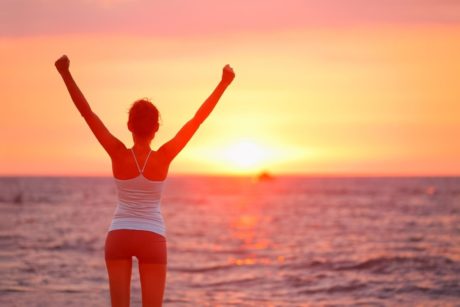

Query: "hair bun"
left=128, top=99, right=160, bottom=137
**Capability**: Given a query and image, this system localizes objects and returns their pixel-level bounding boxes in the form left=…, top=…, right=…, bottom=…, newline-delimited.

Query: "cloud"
left=1, top=0, right=460, bottom=37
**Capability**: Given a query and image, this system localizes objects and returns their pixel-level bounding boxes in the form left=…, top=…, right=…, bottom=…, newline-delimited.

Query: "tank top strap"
left=141, top=149, right=152, bottom=173
left=130, top=148, right=152, bottom=174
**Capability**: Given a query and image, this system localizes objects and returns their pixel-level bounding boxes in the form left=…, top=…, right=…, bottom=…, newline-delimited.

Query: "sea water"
left=1, top=176, right=459, bottom=306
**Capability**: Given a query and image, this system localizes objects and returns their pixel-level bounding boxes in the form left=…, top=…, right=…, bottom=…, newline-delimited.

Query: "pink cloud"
left=1, top=0, right=460, bottom=37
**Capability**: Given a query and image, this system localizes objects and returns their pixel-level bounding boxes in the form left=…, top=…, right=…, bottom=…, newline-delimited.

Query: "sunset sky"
left=1, top=0, right=459, bottom=176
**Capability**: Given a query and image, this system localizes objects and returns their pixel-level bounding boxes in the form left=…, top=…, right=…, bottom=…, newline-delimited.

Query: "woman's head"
left=128, top=99, right=160, bottom=139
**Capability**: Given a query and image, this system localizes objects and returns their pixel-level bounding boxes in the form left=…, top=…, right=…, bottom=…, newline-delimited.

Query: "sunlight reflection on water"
left=1, top=176, right=460, bottom=306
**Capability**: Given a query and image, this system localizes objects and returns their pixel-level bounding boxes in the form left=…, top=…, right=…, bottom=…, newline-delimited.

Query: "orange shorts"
left=105, top=229, right=167, bottom=264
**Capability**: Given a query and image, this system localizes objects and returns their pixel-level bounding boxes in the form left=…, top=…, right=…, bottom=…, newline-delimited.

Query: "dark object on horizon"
left=13, top=193, right=23, bottom=204
left=257, top=171, right=274, bottom=181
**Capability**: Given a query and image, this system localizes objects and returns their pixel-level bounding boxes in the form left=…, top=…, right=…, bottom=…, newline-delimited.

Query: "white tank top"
left=108, top=148, right=166, bottom=237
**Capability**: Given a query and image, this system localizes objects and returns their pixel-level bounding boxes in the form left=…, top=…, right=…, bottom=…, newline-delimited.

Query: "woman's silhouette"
left=55, top=55, right=235, bottom=307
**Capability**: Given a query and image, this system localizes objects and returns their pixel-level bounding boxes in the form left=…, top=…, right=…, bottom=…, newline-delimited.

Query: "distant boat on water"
left=257, top=171, right=274, bottom=181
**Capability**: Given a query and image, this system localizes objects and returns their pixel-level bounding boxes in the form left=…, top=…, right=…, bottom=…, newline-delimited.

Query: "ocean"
left=0, top=176, right=459, bottom=306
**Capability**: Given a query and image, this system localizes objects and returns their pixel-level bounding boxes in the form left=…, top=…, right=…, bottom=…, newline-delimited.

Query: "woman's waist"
left=116, top=198, right=162, bottom=208
left=109, top=217, right=166, bottom=237
left=116, top=199, right=161, bottom=214
left=113, top=206, right=164, bottom=220
left=107, top=228, right=167, bottom=242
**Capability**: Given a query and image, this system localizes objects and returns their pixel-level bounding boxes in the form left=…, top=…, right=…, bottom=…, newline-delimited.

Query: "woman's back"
left=112, top=148, right=169, bottom=181
left=110, top=148, right=167, bottom=237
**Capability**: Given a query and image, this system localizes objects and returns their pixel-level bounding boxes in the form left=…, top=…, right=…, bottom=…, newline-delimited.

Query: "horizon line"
left=1, top=172, right=459, bottom=178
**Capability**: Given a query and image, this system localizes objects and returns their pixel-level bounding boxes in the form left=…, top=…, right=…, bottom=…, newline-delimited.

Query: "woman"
left=55, top=55, right=235, bottom=307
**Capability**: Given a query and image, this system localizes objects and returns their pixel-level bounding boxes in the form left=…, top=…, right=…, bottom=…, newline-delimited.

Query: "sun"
left=224, top=140, right=267, bottom=171
left=186, top=138, right=290, bottom=175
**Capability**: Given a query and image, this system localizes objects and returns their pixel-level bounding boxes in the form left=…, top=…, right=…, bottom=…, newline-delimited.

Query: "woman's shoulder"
left=111, top=148, right=170, bottom=180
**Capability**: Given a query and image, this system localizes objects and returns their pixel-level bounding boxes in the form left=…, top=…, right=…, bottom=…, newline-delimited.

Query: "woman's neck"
left=132, top=135, right=153, bottom=151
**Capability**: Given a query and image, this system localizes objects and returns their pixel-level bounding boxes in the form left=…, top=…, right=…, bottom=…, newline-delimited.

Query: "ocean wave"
left=287, top=255, right=459, bottom=274
left=0, top=193, right=24, bottom=205
left=170, top=263, right=234, bottom=273
left=299, top=281, right=368, bottom=295
left=298, top=282, right=460, bottom=299
left=393, top=284, right=460, bottom=297
left=193, top=276, right=263, bottom=288
left=334, top=255, right=457, bottom=273
left=2, top=286, right=32, bottom=293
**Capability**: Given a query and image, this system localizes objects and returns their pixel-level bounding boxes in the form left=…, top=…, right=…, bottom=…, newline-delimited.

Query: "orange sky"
left=1, top=1, right=460, bottom=176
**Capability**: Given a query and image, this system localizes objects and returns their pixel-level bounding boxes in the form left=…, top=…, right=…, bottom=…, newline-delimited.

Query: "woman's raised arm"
left=158, top=64, right=235, bottom=162
left=55, top=55, right=125, bottom=158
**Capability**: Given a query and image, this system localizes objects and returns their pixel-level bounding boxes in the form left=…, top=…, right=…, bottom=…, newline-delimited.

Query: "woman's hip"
left=105, top=229, right=167, bottom=264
